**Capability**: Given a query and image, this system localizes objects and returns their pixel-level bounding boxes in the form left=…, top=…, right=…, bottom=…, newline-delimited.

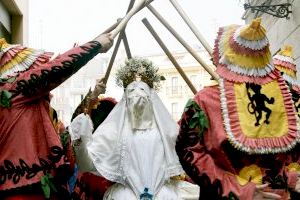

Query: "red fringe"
left=292, top=85, right=300, bottom=94
left=0, top=45, right=53, bottom=71
left=229, top=35, right=269, bottom=57
left=212, top=27, right=224, bottom=66
left=0, top=46, right=26, bottom=66
left=216, top=64, right=280, bottom=84
left=223, top=77, right=298, bottom=151
left=273, top=58, right=296, bottom=71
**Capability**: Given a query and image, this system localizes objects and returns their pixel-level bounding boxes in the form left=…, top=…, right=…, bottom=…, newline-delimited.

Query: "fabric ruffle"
left=213, top=20, right=275, bottom=83
left=219, top=78, right=300, bottom=154
left=229, top=35, right=269, bottom=57
left=233, top=26, right=269, bottom=50
left=273, top=55, right=295, bottom=66
left=216, top=64, right=280, bottom=85
left=0, top=44, right=53, bottom=79
left=273, top=45, right=300, bottom=90
left=292, top=85, right=300, bottom=94
left=239, top=18, right=266, bottom=41
left=273, top=59, right=296, bottom=71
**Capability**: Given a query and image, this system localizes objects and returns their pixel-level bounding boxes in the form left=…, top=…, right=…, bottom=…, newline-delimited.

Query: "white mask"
left=125, top=81, right=154, bottom=130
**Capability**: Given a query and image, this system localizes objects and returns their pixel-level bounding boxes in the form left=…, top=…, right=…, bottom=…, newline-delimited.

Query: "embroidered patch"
left=235, top=81, right=287, bottom=138
left=219, top=78, right=299, bottom=154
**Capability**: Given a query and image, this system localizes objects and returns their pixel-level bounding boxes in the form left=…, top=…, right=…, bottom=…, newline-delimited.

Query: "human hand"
left=94, top=33, right=113, bottom=53
left=91, top=78, right=106, bottom=98
left=253, top=184, right=281, bottom=200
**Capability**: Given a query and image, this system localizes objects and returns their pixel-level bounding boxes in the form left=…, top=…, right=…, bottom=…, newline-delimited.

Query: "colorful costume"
left=0, top=38, right=105, bottom=199
left=273, top=45, right=300, bottom=120
left=69, top=58, right=183, bottom=200
left=176, top=18, right=300, bottom=200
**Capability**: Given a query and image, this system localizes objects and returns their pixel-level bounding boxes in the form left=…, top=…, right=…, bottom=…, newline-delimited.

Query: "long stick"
left=169, top=0, right=213, bottom=56
left=103, top=0, right=154, bottom=83
left=147, top=5, right=219, bottom=81
left=102, top=21, right=121, bottom=34
left=110, top=0, right=147, bottom=39
left=122, top=31, right=132, bottom=59
left=103, top=36, right=122, bottom=84
left=103, top=0, right=136, bottom=84
left=142, top=18, right=197, bottom=94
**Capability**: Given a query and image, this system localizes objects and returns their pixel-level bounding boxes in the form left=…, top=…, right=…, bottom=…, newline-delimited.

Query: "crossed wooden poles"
left=105, top=0, right=219, bottom=95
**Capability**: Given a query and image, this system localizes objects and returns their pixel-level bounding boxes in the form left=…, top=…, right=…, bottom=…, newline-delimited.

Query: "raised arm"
left=9, top=34, right=112, bottom=98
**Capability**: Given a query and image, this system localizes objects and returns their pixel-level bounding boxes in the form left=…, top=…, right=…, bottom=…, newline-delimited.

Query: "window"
left=171, top=77, right=178, bottom=94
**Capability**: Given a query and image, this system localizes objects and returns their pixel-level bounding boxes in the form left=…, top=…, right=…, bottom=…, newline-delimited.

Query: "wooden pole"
left=102, top=21, right=121, bottom=34
left=142, top=18, right=197, bottom=94
left=110, top=0, right=147, bottom=39
left=121, top=31, right=132, bottom=59
left=103, top=36, right=122, bottom=84
left=147, top=5, right=219, bottom=81
left=169, top=0, right=213, bottom=56
left=103, top=0, right=154, bottom=83
left=103, top=0, right=136, bottom=84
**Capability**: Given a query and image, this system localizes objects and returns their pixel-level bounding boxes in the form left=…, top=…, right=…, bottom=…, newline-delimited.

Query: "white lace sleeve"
left=69, top=113, right=96, bottom=172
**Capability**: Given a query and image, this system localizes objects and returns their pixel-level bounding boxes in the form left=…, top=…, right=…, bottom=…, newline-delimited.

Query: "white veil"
left=86, top=82, right=183, bottom=185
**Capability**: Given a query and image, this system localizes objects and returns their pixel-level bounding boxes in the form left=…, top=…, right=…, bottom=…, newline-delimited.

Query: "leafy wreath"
left=115, top=57, right=165, bottom=90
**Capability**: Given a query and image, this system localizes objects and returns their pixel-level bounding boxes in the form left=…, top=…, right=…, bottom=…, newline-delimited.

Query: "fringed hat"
left=273, top=45, right=300, bottom=93
left=0, top=38, right=53, bottom=79
left=213, top=18, right=279, bottom=84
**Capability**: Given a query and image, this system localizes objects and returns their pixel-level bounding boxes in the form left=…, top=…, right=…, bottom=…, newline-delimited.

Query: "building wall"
left=243, top=0, right=300, bottom=78
left=0, top=0, right=28, bottom=44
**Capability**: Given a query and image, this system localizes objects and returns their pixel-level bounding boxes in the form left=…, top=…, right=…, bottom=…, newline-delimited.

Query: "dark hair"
left=90, top=98, right=117, bottom=131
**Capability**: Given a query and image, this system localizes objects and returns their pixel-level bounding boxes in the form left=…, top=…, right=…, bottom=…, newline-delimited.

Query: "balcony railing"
left=166, top=86, right=183, bottom=96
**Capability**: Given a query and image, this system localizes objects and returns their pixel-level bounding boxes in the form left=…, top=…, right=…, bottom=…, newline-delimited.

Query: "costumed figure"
left=69, top=79, right=117, bottom=200
left=273, top=45, right=300, bottom=120
left=69, top=58, right=183, bottom=200
left=176, top=18, right=300, bottom=200
left=0, top=33, right=113, bottom=200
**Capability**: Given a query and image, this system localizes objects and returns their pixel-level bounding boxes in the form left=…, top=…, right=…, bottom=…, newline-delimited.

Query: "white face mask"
left=125, top=81, right=154, bottom=130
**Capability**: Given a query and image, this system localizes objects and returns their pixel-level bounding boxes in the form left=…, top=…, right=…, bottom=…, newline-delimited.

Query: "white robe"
left=70, top=81, right=183, bottom=199
left=103, top=128, right=181, bottom=200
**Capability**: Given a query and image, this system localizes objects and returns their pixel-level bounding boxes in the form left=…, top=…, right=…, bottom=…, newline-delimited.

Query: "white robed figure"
left=70, top=58, right=183, bottom=200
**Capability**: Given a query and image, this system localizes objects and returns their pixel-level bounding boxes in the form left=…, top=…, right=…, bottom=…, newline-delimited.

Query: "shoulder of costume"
left=212, top=18, right=300, bottom=154
left=0, top=38, right=53, bottom=79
